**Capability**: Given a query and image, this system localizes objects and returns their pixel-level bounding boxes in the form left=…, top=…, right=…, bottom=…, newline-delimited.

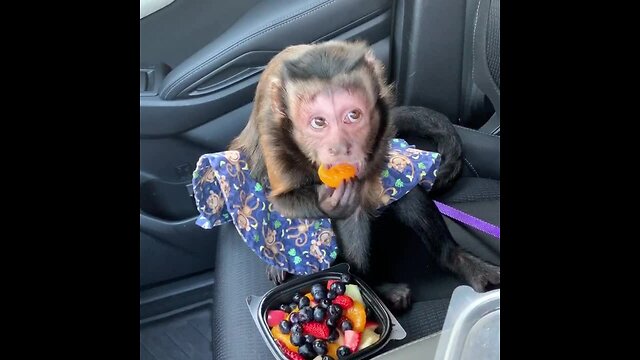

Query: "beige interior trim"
left=140, top=0, right=175, bottom=19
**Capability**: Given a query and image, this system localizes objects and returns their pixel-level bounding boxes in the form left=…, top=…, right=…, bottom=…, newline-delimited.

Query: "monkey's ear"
left=269, top=78, right=287, bottom=119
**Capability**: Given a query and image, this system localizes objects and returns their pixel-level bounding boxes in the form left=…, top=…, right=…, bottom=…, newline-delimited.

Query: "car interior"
left=140, top=0, right=500, bottom=358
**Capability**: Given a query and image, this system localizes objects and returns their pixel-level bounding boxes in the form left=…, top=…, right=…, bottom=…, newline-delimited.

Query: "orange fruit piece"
left=271, top=325, right=297, bottom=352
left=304, top=293, right=317, bottom=307
left=326, top=330, right=345, bottom=358
left=318, top=164, right=357, bottom=188
left=344, top=301, right=366, bottom=333
left=327, top=341, right=341, bottom=358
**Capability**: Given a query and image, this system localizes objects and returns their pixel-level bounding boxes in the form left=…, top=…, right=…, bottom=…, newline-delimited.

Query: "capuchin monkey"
left=229, top=40, right=500, bottom=312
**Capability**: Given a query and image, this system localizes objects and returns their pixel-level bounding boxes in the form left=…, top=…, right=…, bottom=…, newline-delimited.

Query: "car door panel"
left=140, top=0, right=263, bottom=68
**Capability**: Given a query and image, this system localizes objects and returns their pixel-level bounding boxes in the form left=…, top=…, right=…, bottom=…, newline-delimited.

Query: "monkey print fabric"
left=192, top=138, right=441, bottom=275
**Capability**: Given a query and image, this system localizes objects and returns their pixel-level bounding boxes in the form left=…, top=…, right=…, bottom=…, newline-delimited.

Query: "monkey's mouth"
left=323, top=161, right=364, bottom=179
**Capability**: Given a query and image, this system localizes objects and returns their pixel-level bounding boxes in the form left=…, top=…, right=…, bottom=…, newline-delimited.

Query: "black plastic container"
left=246, top=263, right=406, bottom=359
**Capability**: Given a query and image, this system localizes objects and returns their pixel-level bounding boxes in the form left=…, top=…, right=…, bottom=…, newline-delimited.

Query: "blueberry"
left=304, top=334, right=316, bottom=344
left=298, top=313, right=310, bottom=324
left=322, top=356, right=335, bottom=360
left=299, top=296, right=310, bottom=308
left=326, top=316, right=338, bottom=328
left=319, top=299, right=332, bottom=308
left=298, top=343, right=317, bottom=359
left=292, top=293, right=302, bottom=303
left=289, top=303, right=299, bottom=312
left=291, top=323, right=303, bottom=334
left=328, top=304, right=342, bottom=318
left=313, top=307, right=326, bottom=322
left=291, top=332, right=305, bottom=346
left=289, top=312, right=301, bottom=324
left=311, top=283, right=324, bottom=294
left=312, top=289, right=327, bottom=301
left=299, top=306, right=313, bottom=323
left=337, top=346, right=352, bottom=358
left=279, top=303, right=291, bottom=312
left=341, top=319, right=353, bottom=331
left=326, top=290, right=337, bottom=300
left=312, top=339, right=328, bottom=355
left=327, top=328, right=339, bottom=342
left=330, top=282, right=346, bottom=295
left=279, top=320, right=292, bottom=334
left=340, top=274, right=351, bottom=284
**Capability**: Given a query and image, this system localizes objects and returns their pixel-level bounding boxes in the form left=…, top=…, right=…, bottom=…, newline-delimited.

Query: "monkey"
left=228, top=40, right=500, bottom=311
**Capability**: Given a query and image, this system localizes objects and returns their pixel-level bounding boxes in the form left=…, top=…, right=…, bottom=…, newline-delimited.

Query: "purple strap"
left=434, top=200, right=500, bottom=239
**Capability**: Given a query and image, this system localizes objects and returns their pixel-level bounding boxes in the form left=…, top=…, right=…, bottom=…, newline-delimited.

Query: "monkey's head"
left=269, top=41, right=395, bottom=181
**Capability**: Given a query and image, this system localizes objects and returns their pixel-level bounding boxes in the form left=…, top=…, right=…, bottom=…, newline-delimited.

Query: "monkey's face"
left=290, top=87, right=375, bottom=178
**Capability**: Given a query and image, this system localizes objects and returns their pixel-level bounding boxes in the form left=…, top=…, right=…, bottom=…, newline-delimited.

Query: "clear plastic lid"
left=434, top=286, right=500, bottom=360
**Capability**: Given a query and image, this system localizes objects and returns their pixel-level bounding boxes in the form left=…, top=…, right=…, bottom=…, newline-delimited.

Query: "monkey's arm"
left=271, top=181, right=360, bottom=219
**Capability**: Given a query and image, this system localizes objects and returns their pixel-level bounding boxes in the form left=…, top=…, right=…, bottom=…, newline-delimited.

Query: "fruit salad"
left=267, top=275, right=382, bottom=360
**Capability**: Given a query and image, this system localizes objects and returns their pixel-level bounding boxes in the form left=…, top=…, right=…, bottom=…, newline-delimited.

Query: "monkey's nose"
left=328, top=143, right=350, bottom=156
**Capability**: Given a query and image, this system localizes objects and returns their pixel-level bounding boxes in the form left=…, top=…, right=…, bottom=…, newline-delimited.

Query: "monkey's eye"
left=311, top=117, right=327, bottom=129
left=345, top=109, right=362, bottom=123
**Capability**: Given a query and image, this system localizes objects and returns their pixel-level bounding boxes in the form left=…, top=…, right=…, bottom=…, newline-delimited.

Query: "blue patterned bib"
left=192, top=139, right=441, bottom=275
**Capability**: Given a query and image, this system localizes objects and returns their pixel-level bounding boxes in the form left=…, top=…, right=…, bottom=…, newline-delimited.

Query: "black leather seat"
left=387, top=0, right=500, bottom=347
left=208, top=0, right=500, bottom=357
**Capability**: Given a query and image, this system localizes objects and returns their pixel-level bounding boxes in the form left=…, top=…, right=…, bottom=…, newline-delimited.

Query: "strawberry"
left=302, top=321, right=330, bottom=339
left=275, top=340, right=304, bottom=360
left=327, top=279, right=338, bottom=290
left=333, top=295, right=354, bottom=310
left=343, top=330, right=361, bottom=352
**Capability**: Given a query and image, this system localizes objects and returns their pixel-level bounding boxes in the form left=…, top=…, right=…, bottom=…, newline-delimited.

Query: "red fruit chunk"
left=333, top=295, right=354, bottom=310
left=302, top=321, right=330, bottom=339
left=267, top=310, right=287, bottom=328
left=343, top=330, right=361, bottom=352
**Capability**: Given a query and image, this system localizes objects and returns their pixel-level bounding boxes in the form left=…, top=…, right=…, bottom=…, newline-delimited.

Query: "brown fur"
left=229, top=40, right=396, bottom=215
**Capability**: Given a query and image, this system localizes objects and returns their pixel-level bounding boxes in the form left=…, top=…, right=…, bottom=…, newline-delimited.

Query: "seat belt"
left=434, top=200, right=500, bottom=239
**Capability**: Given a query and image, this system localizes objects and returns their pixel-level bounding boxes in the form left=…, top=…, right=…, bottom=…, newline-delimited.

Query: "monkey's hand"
left=317, top=180, right=360, bottom=219
left=266, top=265, right=288, bottom=285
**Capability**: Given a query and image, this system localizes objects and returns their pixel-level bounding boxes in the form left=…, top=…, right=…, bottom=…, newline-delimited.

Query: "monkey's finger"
left=331, top=180, right=347, bottom=203
left=339, top=181, right=353, bottom=207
